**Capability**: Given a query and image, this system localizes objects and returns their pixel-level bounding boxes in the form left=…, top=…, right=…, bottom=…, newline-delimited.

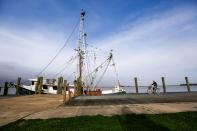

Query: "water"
left=0, top=85, right=197, bottom=95
left=0, top=87, right=16, bottom=95
left=100, top=85, right=197, bottom=93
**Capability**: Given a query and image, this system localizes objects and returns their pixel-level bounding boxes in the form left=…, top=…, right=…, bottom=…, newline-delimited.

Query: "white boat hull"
left=102, top=85, right=126, bottom=94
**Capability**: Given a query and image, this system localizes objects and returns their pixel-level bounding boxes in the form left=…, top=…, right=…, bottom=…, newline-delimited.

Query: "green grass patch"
left=1, top=112, right=197, bottom=131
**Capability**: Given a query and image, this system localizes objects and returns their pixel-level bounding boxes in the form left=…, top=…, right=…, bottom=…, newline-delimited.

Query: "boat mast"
left=76, top=10, right=85, bottom=95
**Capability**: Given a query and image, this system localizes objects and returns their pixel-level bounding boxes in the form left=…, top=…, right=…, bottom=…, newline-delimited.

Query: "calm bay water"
left=100, top=85, right=197, bottom=93
left=1, top=85, right=197, bottom=95
left=0, top=87, right=16, bottom=95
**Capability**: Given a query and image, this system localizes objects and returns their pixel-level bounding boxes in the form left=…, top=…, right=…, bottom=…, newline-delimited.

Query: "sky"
left=0, top=0, right=197, bottom=86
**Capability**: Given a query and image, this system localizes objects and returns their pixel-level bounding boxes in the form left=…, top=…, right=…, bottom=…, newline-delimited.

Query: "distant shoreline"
left=180, top=83, right=197, bottom=86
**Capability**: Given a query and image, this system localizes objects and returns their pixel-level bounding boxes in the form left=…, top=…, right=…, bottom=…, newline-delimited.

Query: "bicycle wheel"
left=156, top=88, right=160, bottom=94
left=147, top=89, right=152, bottom=94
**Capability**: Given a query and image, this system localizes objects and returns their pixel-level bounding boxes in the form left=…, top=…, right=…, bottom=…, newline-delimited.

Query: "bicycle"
left=147, top=85, right=160, bottom=94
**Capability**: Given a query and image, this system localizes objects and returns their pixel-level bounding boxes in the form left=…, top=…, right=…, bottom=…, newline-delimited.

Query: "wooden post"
left=66, top=83, right=71, bottom=99
left=57, top=77, right=61, bottom=94
left=134, top=77, right=139, bottom=93
left=38, top=77, right=43, bottom=94
left=60, top=77, right=64, bottom=94
left=35, top=77, right=40, bottom=94
left=63, top=80, right=67, bottom=103
left=74, top=80, right=77, bottom=96
left=69, top=90, right=71, bottom=100
left=16, top=77, right=21, bottom=95
left=185, top=77, right=191, bottom=92
left=3, top=82, right=9, bottom=95
left=76, top=78, right=82, bottom=96
left=161, top=77, right=166, bottom=93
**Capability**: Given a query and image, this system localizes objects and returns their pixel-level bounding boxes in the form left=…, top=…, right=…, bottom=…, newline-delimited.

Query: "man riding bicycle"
left=152, top=81, right=158, bottom=92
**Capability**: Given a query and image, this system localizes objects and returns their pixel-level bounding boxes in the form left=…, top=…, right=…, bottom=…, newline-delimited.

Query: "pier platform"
left=1, top=92, right=197, bottom=126
left=68, top=92, right=197, bottom=106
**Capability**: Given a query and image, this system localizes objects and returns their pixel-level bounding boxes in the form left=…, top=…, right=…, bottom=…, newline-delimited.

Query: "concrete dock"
left=68, top=92, right=197, bottom=106
left=1, top=92, right=197, bottom=126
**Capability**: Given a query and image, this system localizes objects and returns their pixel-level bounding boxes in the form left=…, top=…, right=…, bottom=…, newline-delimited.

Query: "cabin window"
left=32, top=81, right=34, bottom=85
left=53, top=86, right=57, bottom=90
left=43, top=85, right=48, bottom=89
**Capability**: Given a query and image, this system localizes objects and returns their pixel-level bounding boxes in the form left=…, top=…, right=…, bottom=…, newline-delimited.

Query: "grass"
left=0, top=112, right=197, bottom=131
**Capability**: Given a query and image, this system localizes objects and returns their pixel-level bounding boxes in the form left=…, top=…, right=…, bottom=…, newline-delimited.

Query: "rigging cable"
left=85, top=47, right=94, bottom=84
left=94, top=59, right=111, bottom=88
left=66, top=72, right=76, bottom=82
left=86, top=43, right=110, bottom=54
left=91, top=52, right=97, bottom=86
left=53, top=55, right=78, bottom=78
left=85, top=57, right=109, bottom=80
left=94, top=52, right=113, bottom=87
left=36, top=20, right=79, bottom=76
left=112, top=58, right=120, bottom=86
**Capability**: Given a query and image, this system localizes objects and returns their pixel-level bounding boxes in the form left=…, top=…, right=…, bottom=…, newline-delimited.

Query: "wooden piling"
left=74, top=80, right=77, bottom=96
left=16, top=77, right=21, bottom=95
left=161, top=77, right=166, bottom=93
left=57, top=77, right=63, bottom=94
left=35, top=77, right=40, bottom=94
left=38, top=77, right=43, bottom=94
left=60, top=77, right=64, bottom=94
left=69, top=90, right=71, bottom=100
left=185, top=77, right=191, bottom=92
left=76, top=78, right=82, bottom=96
left=134, top=77, right=139, bottom=93
left=3, top=82, right=9, bottom=95
left=57, top=77, right=60, bottom=94
left=63, top=80, right=67, bottom=103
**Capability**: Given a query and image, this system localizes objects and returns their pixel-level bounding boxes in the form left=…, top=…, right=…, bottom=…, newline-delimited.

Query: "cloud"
left=0, top=4, right=197, bottom=87
left=92, top=5, right=197, bottom=86
left=0, top=22, right=77, bottom=81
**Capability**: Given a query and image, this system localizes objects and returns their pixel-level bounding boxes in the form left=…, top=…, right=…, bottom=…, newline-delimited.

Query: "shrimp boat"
left=22, top=79, right=75, bottom=94
left=21, top=10, right=125, bottom=95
